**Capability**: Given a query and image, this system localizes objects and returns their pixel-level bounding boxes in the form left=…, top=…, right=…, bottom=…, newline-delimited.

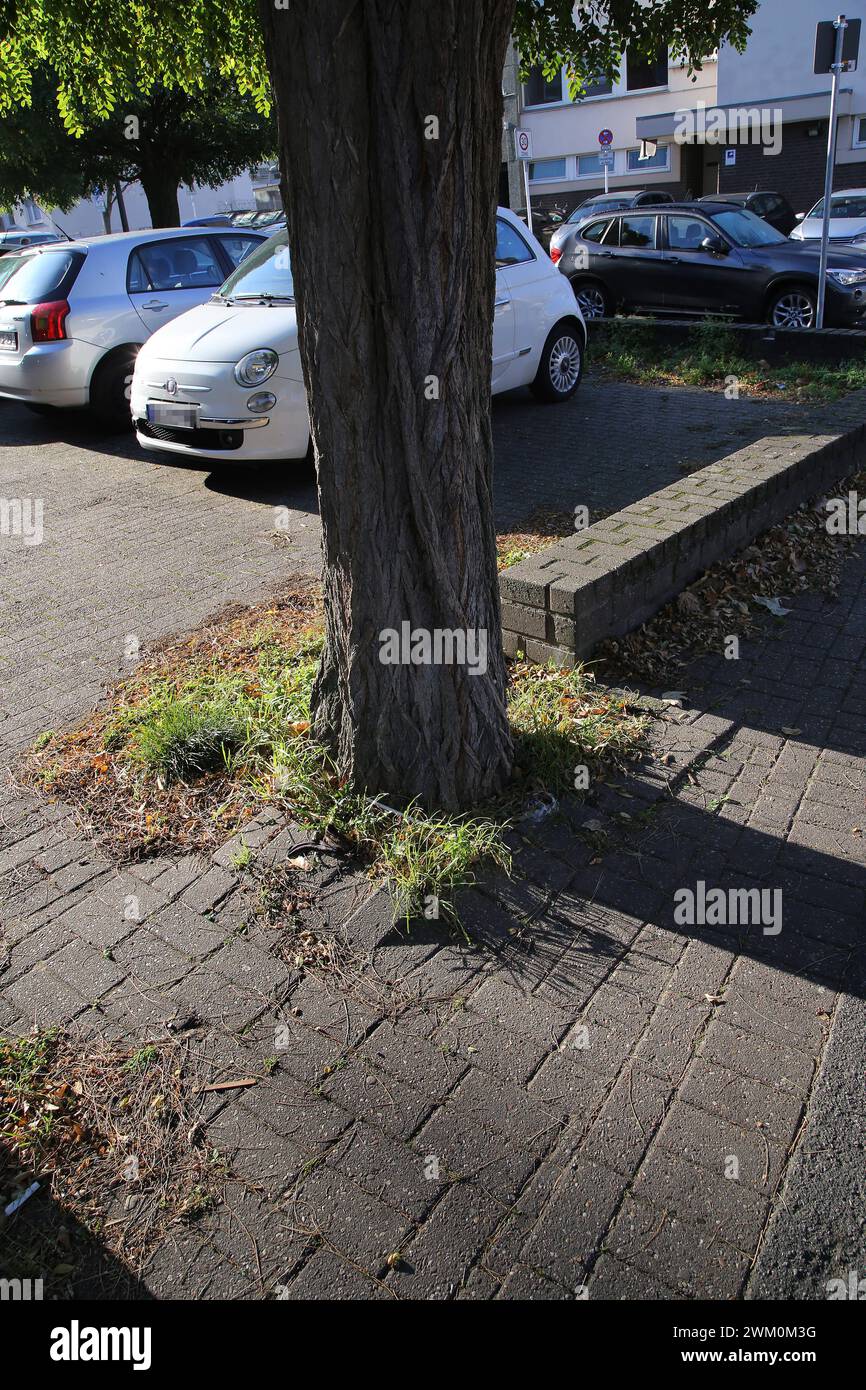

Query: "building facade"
left=509, top=49, right=718, bottom=221
left=512, top=3, right=866, bottom=226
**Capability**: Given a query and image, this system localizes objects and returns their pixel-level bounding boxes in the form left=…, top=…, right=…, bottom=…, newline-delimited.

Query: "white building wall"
left=519, top=56, right=718, bottom=200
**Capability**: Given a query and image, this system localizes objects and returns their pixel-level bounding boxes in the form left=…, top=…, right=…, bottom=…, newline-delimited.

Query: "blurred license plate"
left=146, top=401, right=199, bottom=428
left=0, top=329, right=17, bottom=351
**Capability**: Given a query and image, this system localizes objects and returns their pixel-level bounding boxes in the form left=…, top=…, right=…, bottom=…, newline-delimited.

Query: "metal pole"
left=523, top=159, right=533, bottom=235
left=817, top=15, right=847, bottom=329
left=604, top=161, right=609, bottom=194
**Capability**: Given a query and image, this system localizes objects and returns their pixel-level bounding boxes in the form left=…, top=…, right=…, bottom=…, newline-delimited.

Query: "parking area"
left=0, top=372, right=837, bottom=764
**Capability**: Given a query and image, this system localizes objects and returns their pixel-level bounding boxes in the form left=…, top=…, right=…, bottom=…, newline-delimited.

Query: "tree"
left=0, top=0, right=757, bottom=809
left=0, top=66, right=276, bottom=228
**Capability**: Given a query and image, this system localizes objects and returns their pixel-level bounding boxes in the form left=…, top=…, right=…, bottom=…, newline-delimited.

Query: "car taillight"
left=550, top=246, right=561, bottom=264
left=30, top=300, right=70, bottom=343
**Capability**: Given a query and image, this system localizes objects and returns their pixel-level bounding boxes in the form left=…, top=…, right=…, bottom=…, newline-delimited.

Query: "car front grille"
left=137, top=420, right=243, bottom=451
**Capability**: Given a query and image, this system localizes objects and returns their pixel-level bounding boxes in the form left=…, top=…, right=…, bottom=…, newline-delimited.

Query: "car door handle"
left=143, top=299, right=169, bottom=311
left=494, top=296, right=511, bottom=307
left=599, top=250, right=614, bottom=257
left=664, top=256, right=682, bottom=264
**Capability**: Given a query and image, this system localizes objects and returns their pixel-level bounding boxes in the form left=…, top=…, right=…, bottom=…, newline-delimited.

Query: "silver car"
left=0, top=226, right=266, bottom=425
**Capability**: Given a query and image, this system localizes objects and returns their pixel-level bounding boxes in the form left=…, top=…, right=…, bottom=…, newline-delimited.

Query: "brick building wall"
left=719, top=120, right=866, bottom=213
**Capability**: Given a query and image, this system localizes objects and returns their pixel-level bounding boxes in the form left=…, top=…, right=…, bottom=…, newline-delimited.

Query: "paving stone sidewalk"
left=2, top=541, right=864, bottom=1299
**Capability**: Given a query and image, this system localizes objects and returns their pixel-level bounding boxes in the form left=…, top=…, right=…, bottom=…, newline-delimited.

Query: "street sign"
left=815, top=16, right=860, bottom=72
left=598, top=128, right=614, bottom=146
left=599, top=149, right=614, bottom=168
left=513, top=128, right=533, bottom=160
left=724, top=148, right=737, bottom=167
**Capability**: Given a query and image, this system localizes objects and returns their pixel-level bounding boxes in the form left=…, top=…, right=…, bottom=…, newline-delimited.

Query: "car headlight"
left=234, top=349, right=279, bottom=387
left=827, top=267, right=866, bottom=286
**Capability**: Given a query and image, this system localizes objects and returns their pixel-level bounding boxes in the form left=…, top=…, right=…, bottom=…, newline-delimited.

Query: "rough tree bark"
left=139, top=165, right=181, bottom=226
left=258, top=0, right=517, bottom=810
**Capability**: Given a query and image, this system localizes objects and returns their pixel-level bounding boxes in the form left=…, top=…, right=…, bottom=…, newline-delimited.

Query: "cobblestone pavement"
left=1, top=390, right=865, bottom=1300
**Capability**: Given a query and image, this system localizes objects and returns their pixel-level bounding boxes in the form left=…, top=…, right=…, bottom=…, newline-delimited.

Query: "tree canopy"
left=0, top=1, right=756, bottom=129
left=0, top=65, right=276, bottom=223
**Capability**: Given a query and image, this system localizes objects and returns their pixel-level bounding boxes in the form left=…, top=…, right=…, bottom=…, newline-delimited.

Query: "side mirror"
left=795, top=212, right=805, bottom=221
left=701, top=235, right=728, bottom=255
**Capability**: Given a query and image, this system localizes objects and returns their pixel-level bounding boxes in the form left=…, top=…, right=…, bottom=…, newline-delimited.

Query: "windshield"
left=217, top=230, right=294, bottom=300
left=808, top=194, right=866, bottom=219
left=568, top=198, right=625, bottom=223
left=0, top=249, right=83, bottom=300
left=713, top=208, right=786, bottom=247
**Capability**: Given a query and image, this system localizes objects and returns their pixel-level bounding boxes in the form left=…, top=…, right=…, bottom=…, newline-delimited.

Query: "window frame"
left=625, top=46, right=669, bottom=93
left=495, top=215, right=537, bottom=267
left=528, top=157, right=569, bottom=183
left=522, top=64, right=565, bottom=108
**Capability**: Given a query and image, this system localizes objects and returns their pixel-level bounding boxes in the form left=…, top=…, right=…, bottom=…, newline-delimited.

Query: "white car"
left=131, top=208, right=585, bottom=464
left=790, top=189, right=866, bottom=242
left=0, top=227, right=266, bottom=424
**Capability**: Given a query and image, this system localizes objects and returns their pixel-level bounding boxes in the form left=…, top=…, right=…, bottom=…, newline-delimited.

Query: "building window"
left=626, top=144, right=670, bottom=172
left=577, top=152, right=605, bottom=178
left=626, top=46, right=668, bottom=92
left=524, top=64, right=563, bottom=106
left=577, top=72, right=613, bottom=99
left=528, top=158, right=567, bottom=182
left=854, top=116, right=866, bottom=147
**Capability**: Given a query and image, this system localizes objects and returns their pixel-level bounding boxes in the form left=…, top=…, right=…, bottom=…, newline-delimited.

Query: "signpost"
left=814, top=16, right=861, bottom=328
left=513, top=127, right=534, bottom=234
left=598, top=128, right=614, bottom=194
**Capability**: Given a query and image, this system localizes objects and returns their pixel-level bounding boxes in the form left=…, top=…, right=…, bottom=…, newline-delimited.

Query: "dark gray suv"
left=556, top=200, right=866, bottom=329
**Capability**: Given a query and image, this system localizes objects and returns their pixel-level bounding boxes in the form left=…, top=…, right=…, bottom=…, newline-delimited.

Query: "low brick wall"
left=500, top=427, right=866, bottom=666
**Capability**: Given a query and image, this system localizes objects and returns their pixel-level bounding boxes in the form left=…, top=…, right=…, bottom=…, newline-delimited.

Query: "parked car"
left=0, top=228, right=66, bottom=256
left=182, top=214, right=234, bottom=227
left=130, top=208, right=586, bottom=465
left=697, top=190, right=797, bottom=236
left=790, top=189, right=866, bottom=242
left=549, top=189, right=675, bottom=264
left=557, top=201, right=866, bottom=329
left=0, top=226, right=268, bottom=424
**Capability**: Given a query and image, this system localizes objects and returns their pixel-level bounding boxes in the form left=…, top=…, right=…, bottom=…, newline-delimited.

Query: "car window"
left=218, top=230, right=294, bottom=299
left=127, top=236, right=225, bottom=293
left=580, top=219, right=613, bottom=244
left=713, top=208, right=786, bottom=247
left=619, top=215, right=656, bottom=248
left=495, top=217, right=534, bottom=266
left=217, top=233, right=264, bottom=269
left=809, top=194, right=866, bottom=219
left=0, top=249, right=84, bottom=301
left=667, top=215, right=711, bottom=251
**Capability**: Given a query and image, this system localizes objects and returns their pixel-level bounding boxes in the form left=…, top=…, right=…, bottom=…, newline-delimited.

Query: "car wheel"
left=570, top=280, right=609, bottom=321
left=530, top=324, right=584, bottom=403
left=768, top=286, right=816, bottom=330
left=90, top=352, right=138, bottom=428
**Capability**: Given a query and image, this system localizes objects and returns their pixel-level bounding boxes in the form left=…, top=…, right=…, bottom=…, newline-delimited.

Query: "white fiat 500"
left=131, top=208, right=586, bottom=464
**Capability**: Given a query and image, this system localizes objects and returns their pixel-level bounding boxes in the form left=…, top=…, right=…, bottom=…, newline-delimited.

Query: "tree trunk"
left=258, top=0, right=516, bottom=810
left=139, top=169, right=181, bottom=227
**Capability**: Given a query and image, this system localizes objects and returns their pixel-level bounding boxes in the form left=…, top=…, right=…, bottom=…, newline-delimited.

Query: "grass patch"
left=0, top=1028, right=231, bottom=1291
left=21, top=579, right=650, bottom=924
left=592, top=318, right=866, bottom=402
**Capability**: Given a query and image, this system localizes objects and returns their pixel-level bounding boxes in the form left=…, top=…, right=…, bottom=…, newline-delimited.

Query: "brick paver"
left=2, top=390, right=865, bottom=1300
